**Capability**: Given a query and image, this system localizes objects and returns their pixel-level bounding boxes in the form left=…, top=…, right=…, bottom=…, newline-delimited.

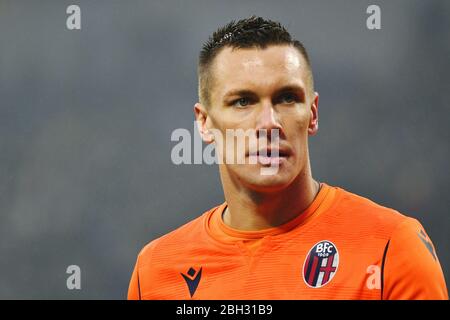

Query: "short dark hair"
left=198, top=16, right=313, bottom=107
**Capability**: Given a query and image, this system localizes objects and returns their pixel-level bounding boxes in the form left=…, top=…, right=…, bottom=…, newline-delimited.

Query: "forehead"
left=211, top=45, right=309, bottom=96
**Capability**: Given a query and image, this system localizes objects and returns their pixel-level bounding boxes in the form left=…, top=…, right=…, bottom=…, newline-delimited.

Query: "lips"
left=247, top=147, right=291, bottom=158
left=246, top=146, right=291, bottom=166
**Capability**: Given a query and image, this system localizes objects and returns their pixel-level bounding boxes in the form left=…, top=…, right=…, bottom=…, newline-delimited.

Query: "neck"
left=220, top=166, right=320, bottom=231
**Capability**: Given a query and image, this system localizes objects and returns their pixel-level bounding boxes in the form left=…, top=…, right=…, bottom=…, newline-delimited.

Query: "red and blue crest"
left=303, top=240, right=339, bottom=288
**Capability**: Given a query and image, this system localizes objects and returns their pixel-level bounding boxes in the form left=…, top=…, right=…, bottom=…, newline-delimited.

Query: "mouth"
left=246, top=148, right=291, bottom=165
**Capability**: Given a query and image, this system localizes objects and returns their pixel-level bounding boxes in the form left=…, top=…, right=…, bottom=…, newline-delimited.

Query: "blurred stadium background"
left=0, top=0, right=449, bottom=298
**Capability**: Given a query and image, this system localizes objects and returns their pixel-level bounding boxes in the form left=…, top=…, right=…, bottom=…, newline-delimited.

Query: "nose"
left=255, top=101, right=283, bottom=140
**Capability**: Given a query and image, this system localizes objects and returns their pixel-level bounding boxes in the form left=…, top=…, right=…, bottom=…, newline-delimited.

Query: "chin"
left=239, top=168, right=296, bottom=192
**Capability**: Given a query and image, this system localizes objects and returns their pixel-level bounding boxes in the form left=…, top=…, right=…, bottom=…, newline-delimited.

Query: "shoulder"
left=386, top=216, right=439, bottom=263
left=331, top=186, right=408, bottom=236
left=328, top=186, right=448, bottom=298
left=135, top=204, right=221, bottom=268
left=382, top=216, right=448, bottom=299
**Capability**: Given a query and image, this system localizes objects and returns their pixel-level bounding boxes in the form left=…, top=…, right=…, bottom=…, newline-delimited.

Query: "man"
left=128, top=16, right=447, bottom=299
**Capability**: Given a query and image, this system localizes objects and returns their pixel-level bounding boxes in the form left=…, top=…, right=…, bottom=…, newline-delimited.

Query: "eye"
left=278, top=92, right=299, bottom=104
left=232, top=97, right=251, bottom=108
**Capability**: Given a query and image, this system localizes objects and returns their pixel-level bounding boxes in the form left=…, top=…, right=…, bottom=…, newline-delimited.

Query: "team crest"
left=303, top=240, right=339, bottom=288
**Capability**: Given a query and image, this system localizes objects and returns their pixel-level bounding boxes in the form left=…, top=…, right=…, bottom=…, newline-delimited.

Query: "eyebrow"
left=275, top=84, right=306, bottom=99
left=222, top=84, right=306, bottom=102
left=222, top=89, right=256, bottom=101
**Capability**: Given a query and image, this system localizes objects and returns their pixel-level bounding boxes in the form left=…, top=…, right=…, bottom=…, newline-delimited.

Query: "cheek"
left=209, top=112, right=254, bottom=150
left=282, top=109, right=310, bottom=136
left=209, top=108, right=246, bottom=130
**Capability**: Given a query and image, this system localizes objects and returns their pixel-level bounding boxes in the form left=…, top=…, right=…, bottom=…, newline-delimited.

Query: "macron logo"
left=417, top=229, right=437, bottom=261
left=181, top=267, right=202, bottom=298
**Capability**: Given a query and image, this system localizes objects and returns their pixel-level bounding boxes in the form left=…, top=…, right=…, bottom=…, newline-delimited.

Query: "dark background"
left=0, top=0, right=448, bottom=299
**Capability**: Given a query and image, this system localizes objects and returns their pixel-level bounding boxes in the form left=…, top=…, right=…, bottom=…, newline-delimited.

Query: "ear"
left=308, top=92, right=319, bottom=136
left=194, top=102, right=214, bottom=143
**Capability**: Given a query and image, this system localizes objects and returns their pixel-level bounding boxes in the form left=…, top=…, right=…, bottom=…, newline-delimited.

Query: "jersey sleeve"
left=127, top=258, right=141, bottom=300
left=383, top=217, right=448, bottom=300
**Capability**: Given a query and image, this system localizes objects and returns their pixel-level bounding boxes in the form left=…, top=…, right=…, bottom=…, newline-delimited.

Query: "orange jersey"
left=128, top=183, right=448, bottom=300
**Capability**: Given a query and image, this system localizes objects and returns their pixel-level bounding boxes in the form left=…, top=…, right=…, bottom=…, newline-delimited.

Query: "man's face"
left=196, top=45, right=318, bottom=192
